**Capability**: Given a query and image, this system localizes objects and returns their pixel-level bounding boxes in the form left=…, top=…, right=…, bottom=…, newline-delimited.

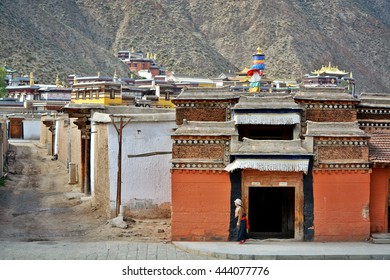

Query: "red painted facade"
left=170, top=81, right=390, bottom=242
left=370, top=168, right=389, bottom=233
left=171, top=170, right=231, bottom=241
left=313, top=170, right=371, bottom=241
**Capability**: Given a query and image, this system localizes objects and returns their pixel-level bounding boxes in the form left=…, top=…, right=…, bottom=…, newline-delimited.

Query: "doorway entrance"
left=9, top=118, right=24, bottom=139
left=248, top=186, right=295, bottom=239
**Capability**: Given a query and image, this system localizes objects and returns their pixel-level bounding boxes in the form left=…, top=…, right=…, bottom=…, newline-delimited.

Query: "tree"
left=0, top=67, right=8, bottom=98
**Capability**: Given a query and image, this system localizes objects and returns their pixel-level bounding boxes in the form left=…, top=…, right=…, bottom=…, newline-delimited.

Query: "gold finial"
left=73, top=75, right=77, bottom=85
left=131, top=47, right=135, bottom=52
left=256, top=47, right=262, bottom=54
left=97, top=71, right=100, bottom=77
left=154, top=53, right=157, bottom=60
left=55, top=75, right=60, bottom=87
left=350, top=71, right=353, bottom=78
left=114, top=69, right=118, bottom=79
left=29, top=72, right=34, bottom=86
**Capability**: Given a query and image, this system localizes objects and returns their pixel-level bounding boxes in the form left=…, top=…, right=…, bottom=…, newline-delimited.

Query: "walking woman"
left=234, top=198, right=248, bottom=244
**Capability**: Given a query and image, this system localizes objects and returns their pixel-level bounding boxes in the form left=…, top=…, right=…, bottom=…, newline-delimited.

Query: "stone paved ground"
left=0, top=241, right=216, bottom=260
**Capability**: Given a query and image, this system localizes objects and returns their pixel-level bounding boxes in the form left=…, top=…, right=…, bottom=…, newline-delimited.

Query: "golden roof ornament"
left=311, top=62, right=348, bottom=76
left=256, top=47, right=262, bottom=54
left=55, top=75, right=60, bottom=87
left=29, top=72, right=34, bottom=86
left=73, top=75, right=77, bottom=85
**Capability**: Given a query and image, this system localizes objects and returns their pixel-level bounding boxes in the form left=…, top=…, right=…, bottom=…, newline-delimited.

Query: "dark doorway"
left=249, top=187, right=295, bottom=239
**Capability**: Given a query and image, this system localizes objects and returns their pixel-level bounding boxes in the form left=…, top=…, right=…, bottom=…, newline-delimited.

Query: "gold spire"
left=55, top=75, right=60, bottom=87
left=97, top=71, right=100, bottom=77
left=350, top=71, right=353, bottom=78
left=312, top=63, right=348, bottom=76
left=154, top=53, right=157, bottom=60
left=29, top=72, right=34, bottom=86
left=113, top=69, right=118, bottom=79
left=256, top=47, right=262, bottom=54
left=73, top=75, right=77, bottom=85
left=131, top=47, right=135, bottom=52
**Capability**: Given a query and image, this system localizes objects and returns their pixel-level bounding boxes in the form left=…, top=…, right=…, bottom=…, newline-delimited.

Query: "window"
left=110, top=89, right=115, bottom=99
left=238, top=125, right=294, bottom=141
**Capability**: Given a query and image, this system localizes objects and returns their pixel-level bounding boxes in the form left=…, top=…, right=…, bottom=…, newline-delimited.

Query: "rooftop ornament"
left=247, top=47, right=265, bottom=93
left=311, top=62, right=348, bottom=77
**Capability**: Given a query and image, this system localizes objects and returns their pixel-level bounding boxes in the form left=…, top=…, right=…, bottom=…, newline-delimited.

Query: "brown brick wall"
left=172, top=144, right=225, bottom=159
left=358, top=112, right=390, bottom=120
left=176, top=107, right=226, bottom=125
left=306, top=109, right=356, bottom=122
left=318, top=145, right=369, bottom=162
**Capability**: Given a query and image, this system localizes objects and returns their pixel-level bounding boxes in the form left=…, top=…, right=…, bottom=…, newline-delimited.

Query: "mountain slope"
left=0, top=0, right=389, bottom=92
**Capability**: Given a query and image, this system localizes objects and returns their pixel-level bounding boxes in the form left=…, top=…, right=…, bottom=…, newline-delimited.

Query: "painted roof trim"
left=225, top=158, right=309, bottom=174
left=234, top=112, right=300, bottom=125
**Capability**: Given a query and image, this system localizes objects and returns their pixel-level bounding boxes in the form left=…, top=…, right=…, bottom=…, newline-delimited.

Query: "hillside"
left=0, top=0, right=389, bottom=93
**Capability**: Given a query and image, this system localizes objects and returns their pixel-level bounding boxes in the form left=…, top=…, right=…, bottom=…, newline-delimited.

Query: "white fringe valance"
left=225, top=158, right=309, bottom=174
left=234, top=113, right=300, bottom=125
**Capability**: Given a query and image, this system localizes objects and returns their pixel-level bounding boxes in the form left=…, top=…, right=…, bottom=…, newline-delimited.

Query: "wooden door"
left=9, top=118, right=24, bottom=139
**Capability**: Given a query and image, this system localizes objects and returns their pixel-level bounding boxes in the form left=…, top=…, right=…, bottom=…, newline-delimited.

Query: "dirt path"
left=0, top=140, right=170, bottom=242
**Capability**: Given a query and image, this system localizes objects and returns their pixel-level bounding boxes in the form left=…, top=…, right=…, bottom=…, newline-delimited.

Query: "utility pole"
left=110, top=115, right=132, bottom=216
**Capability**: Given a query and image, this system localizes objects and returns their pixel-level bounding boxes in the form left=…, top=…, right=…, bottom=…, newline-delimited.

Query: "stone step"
left=371, top=233, right=390, bottom=244
left=372, top=238, right=390, bottom=244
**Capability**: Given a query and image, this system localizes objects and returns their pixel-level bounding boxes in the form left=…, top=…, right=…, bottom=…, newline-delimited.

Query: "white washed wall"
left=107, top=120, right=174, bottom=211
left=23, top=119, right=41, bottom=140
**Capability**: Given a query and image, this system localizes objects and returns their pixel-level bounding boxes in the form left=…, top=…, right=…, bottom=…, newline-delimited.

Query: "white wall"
left=107, top=120, right=174, bottom=211
left=23, top=119, right=41, bottom=140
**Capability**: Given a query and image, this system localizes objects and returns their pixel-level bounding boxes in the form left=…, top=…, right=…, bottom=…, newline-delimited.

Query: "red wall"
left=171, top=170, right=231, bottom=241
left=313, top=170, right=371, bottom=241
left=370, top=168, right=389, bottom=233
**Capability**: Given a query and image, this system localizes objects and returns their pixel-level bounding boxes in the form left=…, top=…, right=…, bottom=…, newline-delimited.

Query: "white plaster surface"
left=108, top=120, right=174, bottom=210
left=23, top=119, right=41, bottom=140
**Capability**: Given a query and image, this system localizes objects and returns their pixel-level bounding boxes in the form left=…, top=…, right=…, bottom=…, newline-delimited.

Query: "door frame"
left=241, top=170, right=304, bottom=240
